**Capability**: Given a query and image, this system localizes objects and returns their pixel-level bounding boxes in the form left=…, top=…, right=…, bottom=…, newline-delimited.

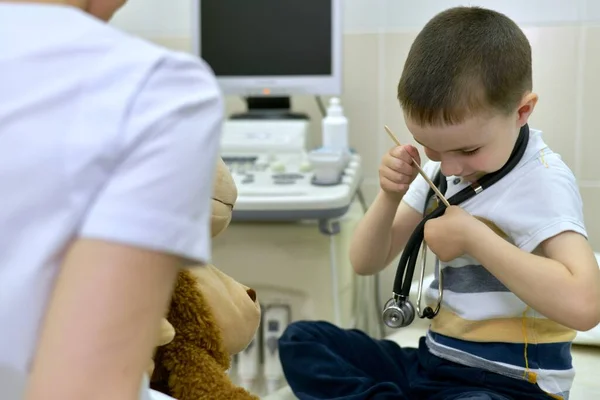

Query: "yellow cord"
left=522, top=306, right=531, bottom=380
left=539, top=150, right=549, bottom=168
left=522, top=307, right=564, bottom=398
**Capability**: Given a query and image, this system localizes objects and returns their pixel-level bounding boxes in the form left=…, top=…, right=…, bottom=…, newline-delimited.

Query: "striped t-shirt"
left=402, top=128, right=587, bottom=399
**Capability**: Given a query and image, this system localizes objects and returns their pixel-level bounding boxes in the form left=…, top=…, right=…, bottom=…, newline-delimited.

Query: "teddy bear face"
left=204, top=158, right=261, bottom=354
left=190, top=264, right=261, bottom=355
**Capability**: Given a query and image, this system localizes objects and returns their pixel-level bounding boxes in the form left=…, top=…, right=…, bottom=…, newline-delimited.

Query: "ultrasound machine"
left=191, top=0, right=362, bottom=223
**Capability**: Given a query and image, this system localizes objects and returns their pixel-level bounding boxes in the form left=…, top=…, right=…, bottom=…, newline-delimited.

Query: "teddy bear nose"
left=246, top=288, right=256, bottom=302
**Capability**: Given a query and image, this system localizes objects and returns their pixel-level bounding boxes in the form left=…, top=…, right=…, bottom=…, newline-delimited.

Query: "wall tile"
left=342, top=0, right=385, bottom=34
left=525, top=26, right=581, bottom=171
left=338, top=34, right=383, bottom=183
left=380, top=32, right=418, bottom=159
left=579, top=26, right=600, bottom=181
left=580, top=187, right=600, bottom=250
left=583, top=0, right=600, bottom=24
left=145, top=37, right=192, bottom=52
left=111, top=0, right=192, bottom=36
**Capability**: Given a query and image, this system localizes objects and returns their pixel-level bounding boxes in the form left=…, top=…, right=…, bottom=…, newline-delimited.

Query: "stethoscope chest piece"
left=382, top=296, right=415, bottom=328
left=382, top=241, right=442, bottom=329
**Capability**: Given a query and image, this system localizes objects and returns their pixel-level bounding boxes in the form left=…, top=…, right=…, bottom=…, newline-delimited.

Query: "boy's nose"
left=440, top=159, right=463, bottom=177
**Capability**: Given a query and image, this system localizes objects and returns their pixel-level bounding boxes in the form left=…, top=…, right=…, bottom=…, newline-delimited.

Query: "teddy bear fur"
left=149, top=157, right=261, bottom=400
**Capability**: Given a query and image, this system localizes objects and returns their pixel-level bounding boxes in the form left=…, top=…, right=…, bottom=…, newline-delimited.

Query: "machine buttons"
left=271, top=161, right=286, bottom=173
left=299, top=161, right=313, bottom=172
left=240, top=174, right=255, bottom=184
left=272, top=173, right=303, bottom=180
left=272, top=173, right=302, bottom=185
left=273, top=179, right=295, bottom=185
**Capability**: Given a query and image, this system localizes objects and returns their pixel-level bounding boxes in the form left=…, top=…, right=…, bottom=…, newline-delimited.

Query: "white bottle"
left=322, top=97, right=349, bottom=152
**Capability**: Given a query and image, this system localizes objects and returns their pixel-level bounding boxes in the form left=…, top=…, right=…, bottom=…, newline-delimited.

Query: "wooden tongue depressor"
left=384, top=125, right=451, bottom=208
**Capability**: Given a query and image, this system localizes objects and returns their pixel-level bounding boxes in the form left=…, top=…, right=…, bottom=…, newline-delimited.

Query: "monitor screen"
left=191, top=0, right=342, bottom=96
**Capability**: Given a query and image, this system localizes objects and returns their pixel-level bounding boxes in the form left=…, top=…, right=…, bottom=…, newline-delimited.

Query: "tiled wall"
left=112, top=0, right=600, bottom=250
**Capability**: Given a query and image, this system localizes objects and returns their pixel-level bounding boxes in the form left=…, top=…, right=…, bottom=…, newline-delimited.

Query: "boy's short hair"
left=397, top=7, right=532, bottom=126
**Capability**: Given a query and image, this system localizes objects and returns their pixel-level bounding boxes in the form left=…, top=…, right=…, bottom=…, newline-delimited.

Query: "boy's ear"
left=516, top=92, right=538, bottom=126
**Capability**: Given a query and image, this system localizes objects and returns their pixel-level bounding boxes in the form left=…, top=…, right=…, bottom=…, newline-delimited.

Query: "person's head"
left=397, top=6, right=537, bottom=181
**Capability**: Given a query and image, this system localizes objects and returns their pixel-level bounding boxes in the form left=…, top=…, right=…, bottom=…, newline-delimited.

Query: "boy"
left=0, top=1, right=222, bottom=399
left=278, top=6, right=600, bottom=400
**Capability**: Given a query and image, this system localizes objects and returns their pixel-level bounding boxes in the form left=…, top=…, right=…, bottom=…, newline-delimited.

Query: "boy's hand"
left=424, top=206, right=483, bottom=261
left=378, top=144, right=421, bottom=201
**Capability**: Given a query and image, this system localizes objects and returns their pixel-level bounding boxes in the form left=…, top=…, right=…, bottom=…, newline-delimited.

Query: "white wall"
left=110, top=0, right=191, bottom=36
left=111, top=0, right=599, bottom=38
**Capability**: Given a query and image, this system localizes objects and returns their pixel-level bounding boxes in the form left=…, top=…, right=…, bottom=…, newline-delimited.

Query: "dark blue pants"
left=278, top=321, right=555, bottom=400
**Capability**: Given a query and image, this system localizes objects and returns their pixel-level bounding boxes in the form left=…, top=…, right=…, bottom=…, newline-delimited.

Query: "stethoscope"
left=381, top=124, right=531, bottom=329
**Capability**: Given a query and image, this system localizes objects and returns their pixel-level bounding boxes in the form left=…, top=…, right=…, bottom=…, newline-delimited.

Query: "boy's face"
left=405, top=93, right=538, bottom=182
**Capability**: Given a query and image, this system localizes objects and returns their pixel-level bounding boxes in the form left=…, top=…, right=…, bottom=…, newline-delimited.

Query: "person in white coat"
left=0, top=1, right=224, bottom=399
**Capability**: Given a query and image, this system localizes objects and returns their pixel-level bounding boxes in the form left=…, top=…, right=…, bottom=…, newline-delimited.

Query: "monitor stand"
left=230, top=96, right=309, bottom=120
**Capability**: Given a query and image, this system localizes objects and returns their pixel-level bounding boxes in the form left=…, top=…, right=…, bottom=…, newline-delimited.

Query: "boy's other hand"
left=424, top=206, right=483, bottom=261
left=379, top=144, right=421, bottom=201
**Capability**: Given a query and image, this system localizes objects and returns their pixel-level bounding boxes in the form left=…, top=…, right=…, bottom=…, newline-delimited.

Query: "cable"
left=354, top=187, right=384, bottom=339
left=356, top=186, right=369, bottom=214
left=329, top=230, right=342, bottom=327
left=315, top=95, right=327, bottom=117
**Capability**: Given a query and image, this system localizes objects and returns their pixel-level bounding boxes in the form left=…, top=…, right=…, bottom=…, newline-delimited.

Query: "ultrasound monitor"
left=191, top=0, right=342, bottom=118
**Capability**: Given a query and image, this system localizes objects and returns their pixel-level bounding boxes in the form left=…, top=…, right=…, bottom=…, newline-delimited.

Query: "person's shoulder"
left=73, top=26, right=224, bottom=264
left=513, top=132, right=577, bottom=192
left=63, top=10, right=217, bottom=91
left=490, top=130, right=584, bottom=250
left=101, top=26, right=213, bottom=78
left=80, top=21, right=223, bottom=138
left=489, top=128, right=575, bottom=197
left=500, top=155, right=578, bottom=218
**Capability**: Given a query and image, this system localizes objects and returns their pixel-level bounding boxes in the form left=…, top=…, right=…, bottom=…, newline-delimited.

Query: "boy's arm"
left=349, top=191, right=422, bottom=275
left=350, top=161, right=439, bottom=275
left=466, top=226, right=600, bottom=331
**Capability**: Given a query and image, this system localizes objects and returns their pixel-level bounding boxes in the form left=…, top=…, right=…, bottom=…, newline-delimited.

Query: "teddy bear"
left=149, top=157, right=262, bottom=400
